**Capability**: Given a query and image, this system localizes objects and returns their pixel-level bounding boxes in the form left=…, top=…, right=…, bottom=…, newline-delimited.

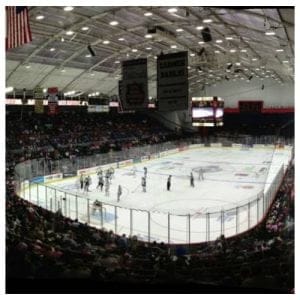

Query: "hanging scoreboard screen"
left=192, top=96, right=224, bottom=127
left=157, top=51, right=188, bottom=111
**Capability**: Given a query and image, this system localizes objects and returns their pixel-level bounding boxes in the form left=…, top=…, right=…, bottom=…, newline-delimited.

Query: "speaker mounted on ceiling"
left=201, top=27, right=212, bottom=42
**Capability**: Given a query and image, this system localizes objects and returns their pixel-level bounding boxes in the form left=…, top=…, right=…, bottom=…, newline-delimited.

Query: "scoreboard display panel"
left=192, top=96, right=224, bottom=127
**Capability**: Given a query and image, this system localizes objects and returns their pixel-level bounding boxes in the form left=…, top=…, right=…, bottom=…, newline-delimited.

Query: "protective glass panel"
left=237, top=204, right=248, bottom=233
left=223, top=208, right=237, bottom=238
left=209, top=211, right=222, bottom=241
left=150, top=211, right=169, bottom=243
left=190, top=213, right=206, bottom=243
left=169, top=215, right=188, bottom=244
left=132, top=210, right=149, bottom=242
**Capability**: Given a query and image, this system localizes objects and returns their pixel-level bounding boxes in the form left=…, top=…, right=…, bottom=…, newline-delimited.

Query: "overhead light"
left=81, top=26, right=89, bottom=31
left=36, top=15, right=44, bottom=20
left=276, top=49, right=284, bottom=52
left=187, top=66, right=191, bottom=69
left=196, top=26, right=204, bottom=30
left=25, top=65, right=31, bottom=69
left=145, top=34, right=152, bottom=38
left=265, top=31, right=276, bottom=36
left=61, top=69, right=66, bottom=73
left=43, top=88, right=47, bottom=93
left=255, top=68, right=260, bottom=70
left=203, top=19, right=212, bottom=23
left=240, top=49, right=247, bottom=52
left=64, top=6, right=74, bottom=11
left=168, top=8, right=178, bottom=13
left=214, top=50, right=220, bottom=53
left=216, top=40, right=223, bottom=43
left=95, top=92, right=100, bottom=96
left=115, top=60, right=120, bottom=64
left=154, top=56, right=157, bottom=59
left=170, top=45, right=177, bottom=49
left=85, top=54, right=91, bottom=58
left=50, top=48, right=55, bottom=51
left=61, top=37, right=65, bottom=42
left=66, top=30, right=74, bottom=35
left=146, top=47, right=152, bottom=50
left=103, top=40, right=110, bottom=44
left=282, top=60, right=289, bottom=63
left=235, top=62, right=241, bottom=66
left=252, top=58, right=257, bottom=61
left=5, top=87, right=14, bottom=93
left=190, top=53, right=195, bottom=57
left=90, top=73, right=95, bottom=76
left=229, top=49, right=236, bottom=53
left=198, top=41, right=204, bottom=44
left=118, top=37, right=125, bottom=41
left=176, top=28, right=184, bottom=32
left=132, top=49, right=138, bottom=52
left=144, top=12, right=153, bottom=16
left=244, top=68, right=248, bottom=71
left=225, top=36, right=233, bottom=40
left=110, top=20, right=119, bottom=26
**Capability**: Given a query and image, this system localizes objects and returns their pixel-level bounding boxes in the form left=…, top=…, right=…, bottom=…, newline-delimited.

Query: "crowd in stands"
left=6, top=108, right=294, bottom=292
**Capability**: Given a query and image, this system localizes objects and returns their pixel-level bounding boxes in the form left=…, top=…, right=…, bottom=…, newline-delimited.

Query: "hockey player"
left=132, top=166, right=137, bottom=177
left=167, top=175, right=172, bottom=191
left=84, top=176, right=89, bottom=192
left=105, top=169, right=110, bottom=183
left=190, top=172, right=194, bottom=187
left=144, top=167, right=148, bottom=178
left=198, top=168, right=204, bottom=181
left=97, top=168, right=103, bottom=178
left=105, top=180, right=110, bottom=196
left=109, top=167, right=115, bottom=179
left=141, top=176, right=146, bottom=192
left=97, top=175, right=104, bottom=191
left=117, top=185, right=122, bottom=202
left=80, top=174, right=84, bottom=190
left=92, top=199, right=102, bottom=214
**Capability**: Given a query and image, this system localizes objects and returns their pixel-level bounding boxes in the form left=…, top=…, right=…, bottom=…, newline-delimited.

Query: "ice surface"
left=23, top=145, right=292, bottom=244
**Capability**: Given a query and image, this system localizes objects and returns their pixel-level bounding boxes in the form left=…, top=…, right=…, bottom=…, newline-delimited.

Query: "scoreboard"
left=192, top=96, right=224, bottom=127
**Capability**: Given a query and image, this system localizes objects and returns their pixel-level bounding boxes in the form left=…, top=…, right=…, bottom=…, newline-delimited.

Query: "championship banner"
left=121, top=58, right=148, bottom=110
left=157, top=51, right=188, bottom=111
left=34, top=86, right=44, bottom=114
left=47, top=87, right=59, bottom=115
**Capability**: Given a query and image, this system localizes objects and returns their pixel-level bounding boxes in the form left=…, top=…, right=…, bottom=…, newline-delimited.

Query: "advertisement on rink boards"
left=157, top=51, right=188, bottom=112
left=44, top=173, right=63, bottom=183
left=121, top=58, right=148, bottom=111
left=118, top=159, right=133, bottom=168
left=77, top=163, right=118, bottom=176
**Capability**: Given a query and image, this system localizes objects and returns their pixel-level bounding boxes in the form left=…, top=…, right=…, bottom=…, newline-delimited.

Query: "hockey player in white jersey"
left=198, top=168, right=204, bottom=181
left=117, top=185, right=122, bottom=202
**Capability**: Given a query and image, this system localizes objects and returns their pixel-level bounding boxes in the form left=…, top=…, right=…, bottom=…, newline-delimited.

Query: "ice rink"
left=22, top=145, right=292, bottom=244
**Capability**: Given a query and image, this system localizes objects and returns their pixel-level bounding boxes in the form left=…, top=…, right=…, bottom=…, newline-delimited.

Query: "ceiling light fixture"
left=198, top=41, right=204, bottom=44
left=171, top=45, right=177, bottom=49
left=216, top=40, right=223, bottom=43
left=176, top=28, right=184, bottom=32
left=203, top=19, right=212, bottom=23
left=229, top=49, right=236, bottom=53
left=214, top=50, right=220, bottom=53
left=110, top=20, right=119, bottom=26
left=225, top=36, right=233, bottom=40
left=282, top=60, right=289, bottom=63
left=196, top=26, right=204, bottom=30
left=144, top=12, right=153, bottom=16
left=118, top=37, right=125, bottom=41
left=115, top=60, right=120, bottom=64
left=265, top=31, right=276, bottom=36
left=103, top=40, right=110, bottom=44
left=132, top=49, right=138, bottom=52
left=276, top=49, right=284, bottom=52
left=66, top=30, right=74, bottom=35
left=146, top=47, right=152, bottom=50
left=50, top=48, right=55, bottom=51
left=190, top=53, right=195, bottom=57
left=240, top=49, right=247, bottom=52
left=64, top=6, right=74, bottom=11
left=85, top=54, right=91, bottom=58
left=145, top=34, right=152, bottom=38
left=252, top=58, right=257, bottom=61
left=36, top=15, right=44, bottom=20
left=81, top=26, right=89, bottom=31
left=168, top=8, right=178, bottom=13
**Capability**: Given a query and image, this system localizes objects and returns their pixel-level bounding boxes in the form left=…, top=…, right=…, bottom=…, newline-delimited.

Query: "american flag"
left=6, top=6, right=32, bottom=50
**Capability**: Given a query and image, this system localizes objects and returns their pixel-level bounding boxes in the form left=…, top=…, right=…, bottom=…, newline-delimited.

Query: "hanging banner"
left=157, top=51, right=188, bottom=111
left=121, top=58, right=148, bottom=110
left=47, top=87, right=59, bottom=115
left=34, top=86, right=44, bottom=114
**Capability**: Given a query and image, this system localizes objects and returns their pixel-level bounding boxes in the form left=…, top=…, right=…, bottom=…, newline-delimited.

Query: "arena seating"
left=6, top=110, right=294, bottom=292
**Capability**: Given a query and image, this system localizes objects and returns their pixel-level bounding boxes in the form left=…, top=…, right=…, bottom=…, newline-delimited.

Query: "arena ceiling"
left=6, top=6, right=294, bottom=96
